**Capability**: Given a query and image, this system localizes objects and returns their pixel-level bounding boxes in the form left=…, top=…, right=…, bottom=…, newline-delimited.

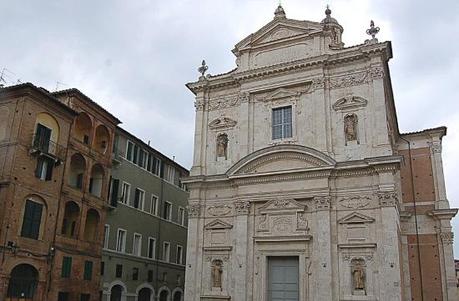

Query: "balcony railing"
left=30, top=134, right=66, bottom=162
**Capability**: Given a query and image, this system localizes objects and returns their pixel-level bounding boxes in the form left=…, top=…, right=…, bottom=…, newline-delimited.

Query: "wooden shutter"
left=45, top=158, right=53, bottom=180
left=84, top=261, right=93, bottom=280
left=110, top=179, right=119, bottom=207
left=61, top=257, right=72, bottom=278
left=21, top=200, right=43, bottom=239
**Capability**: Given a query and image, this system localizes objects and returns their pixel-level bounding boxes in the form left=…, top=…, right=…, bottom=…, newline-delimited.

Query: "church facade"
left=184, top=6, right=457, bottom=301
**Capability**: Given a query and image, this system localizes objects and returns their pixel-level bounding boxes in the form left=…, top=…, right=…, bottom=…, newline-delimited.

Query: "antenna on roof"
left=172, top=155, right=176, bottom=161
left=55, top=81, right=67, bottom=92
left=0, top=68, right=16, bottom=87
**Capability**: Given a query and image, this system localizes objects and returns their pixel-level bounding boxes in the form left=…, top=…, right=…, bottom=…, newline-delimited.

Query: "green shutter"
left=21, top=200, right=43, bottom=239
left=84, top=261, right=93, bottom=280
left=62, top=257, right=72, bottom=278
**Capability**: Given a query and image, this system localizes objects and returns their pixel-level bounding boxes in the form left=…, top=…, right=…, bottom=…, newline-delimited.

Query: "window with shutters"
left=133, top=144, right=139, bottom=164
left=84, top=261, right=93, bottom=280
left=133, top=188, right=145, bottom=209
left=103, top=225, right=110, bottom=249
left=33, top=123, right=52, bottom=153
left=272, top=106, right=292, bottom=140
left=126, top=140, right=134, bottom=161
left=61, top=257, right=72, bottom=278
left=109, top=178, right=119, bottom=207
left=21, top=200, right=43, bottom=240
left=152, top=157, right=161, bottom=176
left=115, top=264, right=123, bottom=278
left=151, top=195, right=159, bottom=215
left=163, top=242, right=170, bottom=262
left=116, top=229, right=127, bottom=252
left=148, top=237, right=156, bottom=259
left=163, top=202, right=172, bottom=221
left=121, top=182, right=130, bottom=204
left=133, top=233, right=142, bottom=256
left=35, top=156, right=53, bottom=181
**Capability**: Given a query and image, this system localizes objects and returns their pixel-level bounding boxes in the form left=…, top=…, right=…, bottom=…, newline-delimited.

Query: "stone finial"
left=274, top=4, right=286, bottom=19
left=321, top=5, right=339, bottom=25
left=366, top=20, right=380, bottom=40
left=198, top=60, right=208, bottom=77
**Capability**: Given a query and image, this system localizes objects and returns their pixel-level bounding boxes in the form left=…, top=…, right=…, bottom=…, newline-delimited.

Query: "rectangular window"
left=132, top=267, right=139, bottom=280
left=61, top=256, right=72, bottom=278
left=33, top=123, right=52, bottom=153
left=148, top=237, right=156, bottom=259
left=176, top=245, right=183, bottom=265
left=147, top=153, right=153, bottom=172
left=164, top=165, right=175, bottom=183
left=84, top=261, right=93, bottom=280
left=103, top=225, right=109, bottom=249
left=126, top=140, right=134, bottom=161
left=163, top=242, right=170, bottom=262
left=101, top=261, right=105, bottom=276
left=133, top=233, right=142, bottom=256
left=116, top=229, right=127, bottom=252
left=80, top=294, right=90, bottom=301
left=148, top=270, right=154, bottom=282
left=138, top=149, right=147, bottom=169
left=178, top=207, right=185, bottom=226
left=35, top=156, right=53, bottom=181
left=109, top=178, right=120, bottom=207
left=272, top=106, right=292, bottom=140
left=152, top=157, right=161, bottom=175
left=58, top=292, right=69, bottom=301
left=133, top=144, right=139, bottom=164
left=115, top=264, right=123, bottom=278
left=121, top=182, right=130, bottom=204
left=151, top=195, right=158, bottom=215
left=133, top=188, right=145, bottom=209
left=21, top=200, right=43, bottom=240
left=163, top=202, right=172, bottom=220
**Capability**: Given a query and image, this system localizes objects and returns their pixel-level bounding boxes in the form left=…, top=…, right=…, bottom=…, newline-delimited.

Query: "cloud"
left=1, top=0, right=459, bottom=254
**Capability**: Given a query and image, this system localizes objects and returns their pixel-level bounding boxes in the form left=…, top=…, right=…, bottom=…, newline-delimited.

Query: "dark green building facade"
left=101, top=127, right=188, bottom=301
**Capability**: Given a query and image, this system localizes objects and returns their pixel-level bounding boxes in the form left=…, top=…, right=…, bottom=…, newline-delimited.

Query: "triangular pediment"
left=333, top=96, right=368, bottom=111
left=258, top=199, right=306, bottom=213
left=204, top=219, right=233, bottom=230
left=234, top=19, right=322, bottom=52
left=265, top=88, right=299, bottom=101
left=338, top=212, right=375, bottom=224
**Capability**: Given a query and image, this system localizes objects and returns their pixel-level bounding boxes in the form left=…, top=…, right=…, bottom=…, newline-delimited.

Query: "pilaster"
left=184, top=203, right=203, bottom=301
left=233, top=200, right=251, bottom=300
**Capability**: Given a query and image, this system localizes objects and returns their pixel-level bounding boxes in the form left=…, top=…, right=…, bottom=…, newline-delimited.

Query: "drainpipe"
left=155, top=163, right=165, bottom=297
left=399, top=135, right=424, bottom=300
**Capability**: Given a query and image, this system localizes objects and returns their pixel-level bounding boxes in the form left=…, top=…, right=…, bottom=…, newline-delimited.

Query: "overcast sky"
left=2, top=0, right=459, bottom=254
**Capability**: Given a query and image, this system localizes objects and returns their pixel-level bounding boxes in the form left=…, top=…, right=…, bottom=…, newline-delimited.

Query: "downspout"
left=399, top=135, right=424, bottom=301
left=155, top=162, right=165, bottom=296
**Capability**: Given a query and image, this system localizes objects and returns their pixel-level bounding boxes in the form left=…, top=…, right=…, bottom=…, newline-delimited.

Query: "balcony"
left=30, top=134, right=66, bottom=164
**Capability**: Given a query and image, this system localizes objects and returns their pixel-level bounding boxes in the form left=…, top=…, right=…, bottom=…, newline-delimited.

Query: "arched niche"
left=74, top=112, right=92, bottom=145
left=89, top=164, right=104, bottom=197
left=83, top=209, right=100, bottom=241
left=94, top=124, right=110, bottom=154
left=61, top=201, right=80, bottom=238
left=68, top=153, right=86, bottom=190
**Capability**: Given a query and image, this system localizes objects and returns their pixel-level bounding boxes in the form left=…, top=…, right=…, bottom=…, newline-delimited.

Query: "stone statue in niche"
left=216, top=133, right=228, bottom=160
left=344, top=114, right=358, bottom=142
left=211, top=259, right=223, bottom=288
left=351, top=258, right=366, bottom=292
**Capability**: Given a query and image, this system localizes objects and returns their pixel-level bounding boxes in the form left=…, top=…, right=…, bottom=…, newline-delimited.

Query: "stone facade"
left=184, top=6, right=458, bottom=301
left=0, top=83, right=120, bottom=301
left=101, top=127, right=188, bottom=301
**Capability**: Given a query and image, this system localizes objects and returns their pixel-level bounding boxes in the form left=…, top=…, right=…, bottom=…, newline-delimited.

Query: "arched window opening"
left=110, top=285, right=123, bottom=301
left=159, top=290, right=169, bottom=301
left=33, top=112, right=60, bottom=154
left=94, top=125, right=110, bottom=154
left=74, top=113, right=92, bottom=145
left=20, top=199, right=44, bottom=240
left=138, top=287, right=152, bottom=301
left=61, top=201, right=80, bottom=238
left=89, top=164, right=104, bottom=197
left=84, top=209, right=100, bottom=241
left=173, top=291, right=182, bottom=301
left=7, top=264, right=38, bottom=299
left=68, top=153, right=86, bottom=190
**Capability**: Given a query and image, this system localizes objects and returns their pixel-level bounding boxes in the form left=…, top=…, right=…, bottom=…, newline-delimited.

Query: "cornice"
left=427, top=209, right=458, bottom=220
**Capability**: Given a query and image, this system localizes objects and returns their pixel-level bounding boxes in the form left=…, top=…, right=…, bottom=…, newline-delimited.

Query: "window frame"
left=121, top=182, right=131, bottom=205
left=116, top=228, right=127, bottom=253
left=133, top=188, right=145, bottom=210
left=61, top=256, right=72, bottom=278
left=163, top=201, right=172, bottom=221
left=150, top=194, right=159, bottom=215
left=162, top=241, right=170, bottom=262
left=271, top=105, right=293, bottom=140
left=176, top=245, right=183, bottom=265
left=21, top=199, right=44, bottom=240
left=132, top=232, right=142, bottom=257
left=147, top=237, right=156, bottom=259
left=103, top=224, right=110, bottom=249
left=178, top=207, right=185, bottom=226
left=126, top=140, right=134, bottom=162
left=83, top=260, right=93, bottom=281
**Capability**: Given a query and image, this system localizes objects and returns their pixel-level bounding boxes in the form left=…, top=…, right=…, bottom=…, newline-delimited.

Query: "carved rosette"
left=369, top=66, right=384, bottom=79
left=234, top=201, right=251, bottom=215
left=378, top=192, right=398, bottom=207
left=187, top=204, right=202, bottom=218
left=311, top=77, right=325, bottom=90
left=440, top=232, right=454, bottom=245
left=428, top=141, right=442, bottom=154
left=239, top=92, right=250, bottom=103
left=314, top=196, right=331, bottom=210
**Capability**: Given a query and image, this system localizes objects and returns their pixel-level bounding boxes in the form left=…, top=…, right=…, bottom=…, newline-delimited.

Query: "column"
left=377, top=192, right=403, bottom=301
left=313, top=196, right=332, bottom=300
left=233, top=200, right=251, bottom=300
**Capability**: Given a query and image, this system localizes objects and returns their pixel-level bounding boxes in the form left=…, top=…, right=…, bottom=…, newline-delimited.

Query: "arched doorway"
left=7, top=264, right=38, bottom=300
left=138, top=287, right=152, bottom=301
left=110, top=284, right=123, bottom=301
left=173, top=291, right=182, bottom=301
left=159, top=289, right=169, bottom=301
